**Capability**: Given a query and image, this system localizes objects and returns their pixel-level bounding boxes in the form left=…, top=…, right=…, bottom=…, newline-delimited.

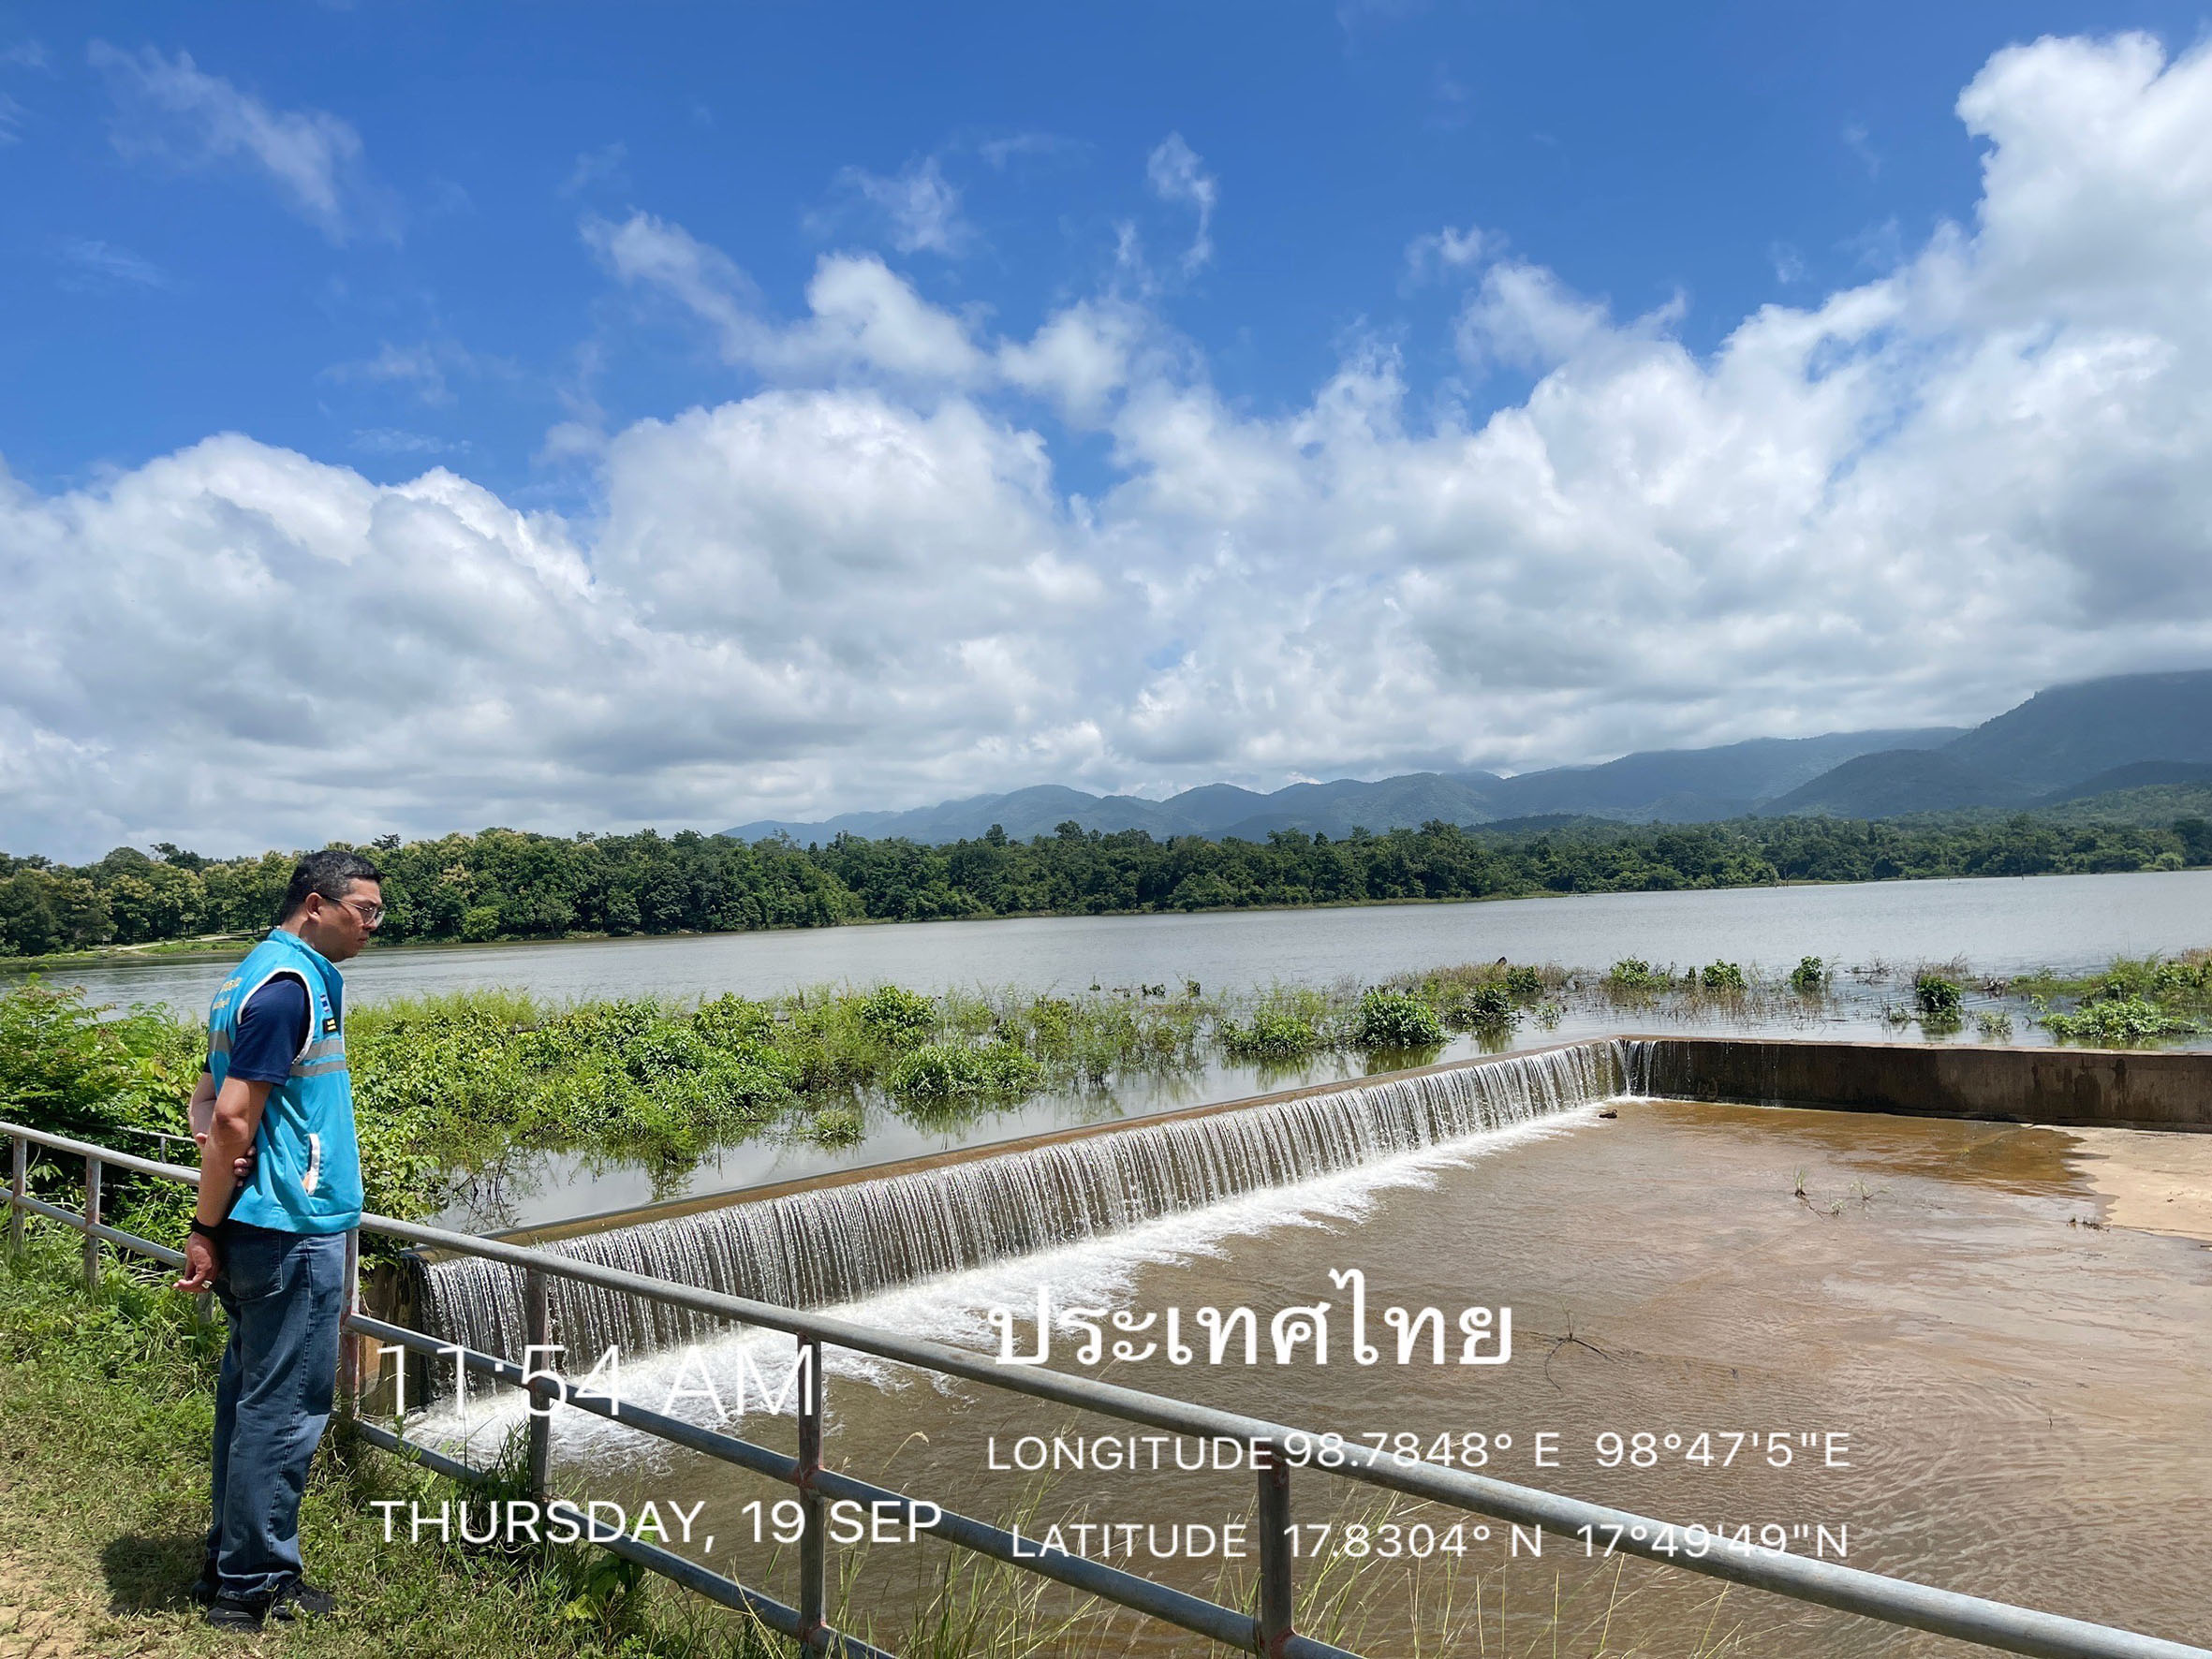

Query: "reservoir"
left=21, top=867, right=2212, bottom=1015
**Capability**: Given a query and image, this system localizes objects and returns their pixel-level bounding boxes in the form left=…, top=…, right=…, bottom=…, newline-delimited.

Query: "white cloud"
left=562, top=141, right=627, bottom=197
left=88, top=41, right=391, bottom=242
left=50, top=237, right=169, bottom=291
left=997, top=300, right=1147, bottom=424
left=1405, top=223, right=1487, bottom=284
left=12, top=33, right=2212, bottom=856
left=826, top=154, right=971, bottom=256
left=1, top=39, right=51, bottom=72
left=321, top=340, right=484, bottom=407
left=1145, top=134, right=1217, bottom=273
left=351, top=429, right=471, bottom=457
left=585, top=212, right=988, bottom=383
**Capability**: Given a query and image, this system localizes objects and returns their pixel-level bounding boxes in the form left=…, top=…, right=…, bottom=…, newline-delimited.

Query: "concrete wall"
left=1635, top=1036, right=2212, bottom=1132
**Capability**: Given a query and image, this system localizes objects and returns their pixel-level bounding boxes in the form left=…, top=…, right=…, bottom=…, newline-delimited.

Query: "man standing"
left=175, top=849, right=383, bottom=1630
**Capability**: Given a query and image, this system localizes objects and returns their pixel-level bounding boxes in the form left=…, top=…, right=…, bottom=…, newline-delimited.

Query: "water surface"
left=22, top=868, right=2212, bottom=1015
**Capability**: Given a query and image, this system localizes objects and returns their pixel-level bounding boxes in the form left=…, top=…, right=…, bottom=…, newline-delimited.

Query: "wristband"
left=189, top=1218, right=223, bottom=1241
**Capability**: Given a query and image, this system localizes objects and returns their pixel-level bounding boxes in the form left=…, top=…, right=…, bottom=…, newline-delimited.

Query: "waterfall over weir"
left=421, top=1040, right=1637, bottom=1369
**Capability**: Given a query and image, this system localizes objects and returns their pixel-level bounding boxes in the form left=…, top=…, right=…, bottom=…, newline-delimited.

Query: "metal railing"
left=5, top=1116, right=2208, bottom=1659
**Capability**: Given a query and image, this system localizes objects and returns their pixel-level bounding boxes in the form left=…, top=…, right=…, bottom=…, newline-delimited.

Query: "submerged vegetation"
left=7, top=810, right=2212, bottom=960
left=6, top=945, right=2210, bottom=1240
left=2018, top=952, right=2212, bottom=1045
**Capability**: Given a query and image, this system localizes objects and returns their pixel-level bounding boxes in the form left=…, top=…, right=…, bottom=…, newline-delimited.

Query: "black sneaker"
left=267, top=1578, right=337, bottom=1622
left=188, top=1568, right=219, bottom=1608
left=202, top=1593, right=268, bottom=1631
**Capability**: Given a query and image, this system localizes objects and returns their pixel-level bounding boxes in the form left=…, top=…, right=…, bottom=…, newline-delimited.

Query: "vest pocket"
left=303, top=1132, right=322, bottom=1196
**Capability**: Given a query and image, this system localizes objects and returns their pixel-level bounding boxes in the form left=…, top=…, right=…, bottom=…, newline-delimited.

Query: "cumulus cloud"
left=12, top=33, right=2212, bottom=857
left=88, top=41, right=392, bottom=242
left=1145, top=133, right=1217, bottom=273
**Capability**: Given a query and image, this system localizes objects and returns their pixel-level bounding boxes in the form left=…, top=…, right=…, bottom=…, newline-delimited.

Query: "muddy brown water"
left=431, top=1102, right=2212, bottom=1655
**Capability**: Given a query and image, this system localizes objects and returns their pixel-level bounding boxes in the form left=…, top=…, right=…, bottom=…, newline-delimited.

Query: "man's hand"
left=192, top=1127, right=255, bottom=1185
left=188, top=1075, right=255, bottom=1182
left=176, top=1231, right=220, bottom=1295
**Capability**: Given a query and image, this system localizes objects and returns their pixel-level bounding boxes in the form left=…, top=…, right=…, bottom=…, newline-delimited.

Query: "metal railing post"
left=1257, top=1442, right=1293, bottom=1656
left=7, top=1134, right=23, bottom=1256
left=524, top=1267, right=552, bottom=1505
left=338, top=1230, right=361, bottom=1416
left=81, top=1155, right=102, bottom=1292
left=797, top=1335, right=826, bottom=1648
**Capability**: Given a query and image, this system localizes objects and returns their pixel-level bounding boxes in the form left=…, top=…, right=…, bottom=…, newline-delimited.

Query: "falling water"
left=421, top=1040, right=1631, bottom=1367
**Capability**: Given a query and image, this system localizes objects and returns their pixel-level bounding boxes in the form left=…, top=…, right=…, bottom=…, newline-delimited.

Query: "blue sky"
left=7, top=3, right=2212, bottom=856
left=13, top=0, right=2190, bottom=497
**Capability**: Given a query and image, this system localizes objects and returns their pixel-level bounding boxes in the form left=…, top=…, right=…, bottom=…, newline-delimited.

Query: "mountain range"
left=726, top=669, right=2212, bottom=844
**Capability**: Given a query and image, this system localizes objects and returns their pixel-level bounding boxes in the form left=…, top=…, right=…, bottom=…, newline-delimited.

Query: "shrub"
left=693, top=993, right=774, bottom=1049
left=2042, top=996, right=2197, bottom=1047
left=1443, top=985, right=1516, bottom=1030
left=1912, top=974, right=1963, bottom=1018
left=1700, top=962, right=1747, bottom=992
left=459, top=905, right=501, bottom=943
left=1790, top=957, right=1826, bottom=993
left=1606, top=959, right=1667, bottom=992
left=1220, top=1009, right=1323, bottom=1061
left=884, top=1038, right=1041, bottom=1101
left=1352, top=989, right=1443, bottom=1050
left=1501, top=965, right=1544, bottom=998
left=855, top=985, right=937, bottom=1050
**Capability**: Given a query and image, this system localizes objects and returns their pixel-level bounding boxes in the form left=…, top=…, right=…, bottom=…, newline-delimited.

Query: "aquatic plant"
left=1219, top=1008, right=1324, bottom=1061
left=884, top=1039, right=1043, bottom=1102
left=1501, top=964, right=1545, bottom=997
left=1605, top=959, right=1668, bottom=992
left=1790, top=956, right=1826, bottom=993
left=1442, top=985, right=1516, bottom=1031
left=1911, top=974, right=1964, bottom=1019
left=2042, top=995, right=2198, bottom=1046
left=855, top=984, right=938, bottom=1049
left=1700, top=962, right=1747, bottom=992
left=1351, top=989, right=1444, bottom=1050
left=806, top=1105, right=867, bottom=1148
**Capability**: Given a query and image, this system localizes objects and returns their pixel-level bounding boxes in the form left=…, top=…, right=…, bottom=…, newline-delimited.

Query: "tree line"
left=4, top=812, right=2208, bottom=958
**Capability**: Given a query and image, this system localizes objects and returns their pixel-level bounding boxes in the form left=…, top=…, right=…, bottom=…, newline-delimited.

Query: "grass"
left=0, top=1226, right=787, bottom=1659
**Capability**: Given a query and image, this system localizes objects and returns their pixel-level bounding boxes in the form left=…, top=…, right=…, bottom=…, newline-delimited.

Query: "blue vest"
left=206, top=930, right=362, bottom=1233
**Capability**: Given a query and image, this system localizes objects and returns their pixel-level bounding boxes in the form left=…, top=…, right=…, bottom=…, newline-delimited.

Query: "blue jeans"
left=202, top=1223, right=347, bottom=1601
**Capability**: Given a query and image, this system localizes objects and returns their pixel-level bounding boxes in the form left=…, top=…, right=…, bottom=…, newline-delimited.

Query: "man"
left=175, top=849, right=383, bottom=1630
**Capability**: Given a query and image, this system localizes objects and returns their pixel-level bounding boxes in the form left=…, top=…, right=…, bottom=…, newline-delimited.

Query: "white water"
left=420, top=1041, right=1630, bottom=1380
left=418, top=1084, right=1604, bottom=1464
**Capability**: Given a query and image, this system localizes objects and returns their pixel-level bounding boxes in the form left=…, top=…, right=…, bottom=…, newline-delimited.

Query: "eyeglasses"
left=324, top=893, right=385, bottom=926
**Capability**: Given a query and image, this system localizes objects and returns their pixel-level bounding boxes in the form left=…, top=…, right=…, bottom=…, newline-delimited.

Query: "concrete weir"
left=1630, top=1035, right=2212, bottom=1133
left=391, top=1036, right=2212, bottom=1381
left=494, top=1034, right=2212, bottom=1252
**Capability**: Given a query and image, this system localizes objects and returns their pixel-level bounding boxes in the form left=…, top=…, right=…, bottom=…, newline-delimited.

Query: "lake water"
left=21, top=868, right=2212, bottom=1016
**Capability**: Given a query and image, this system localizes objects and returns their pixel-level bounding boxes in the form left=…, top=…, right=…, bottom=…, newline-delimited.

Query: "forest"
left=3, top=811, right=2208, bottom=958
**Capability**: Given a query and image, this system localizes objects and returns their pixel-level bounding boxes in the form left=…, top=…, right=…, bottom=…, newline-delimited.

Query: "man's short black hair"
left=279, top=849, right=384, bottom=922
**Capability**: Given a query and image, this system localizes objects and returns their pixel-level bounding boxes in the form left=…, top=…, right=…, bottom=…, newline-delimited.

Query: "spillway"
left=421, top=1039, right=1637, bottom=1365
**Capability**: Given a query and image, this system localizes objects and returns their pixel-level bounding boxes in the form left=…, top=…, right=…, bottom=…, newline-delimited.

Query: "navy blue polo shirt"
left=221, top=976, right=311, bottom=1085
